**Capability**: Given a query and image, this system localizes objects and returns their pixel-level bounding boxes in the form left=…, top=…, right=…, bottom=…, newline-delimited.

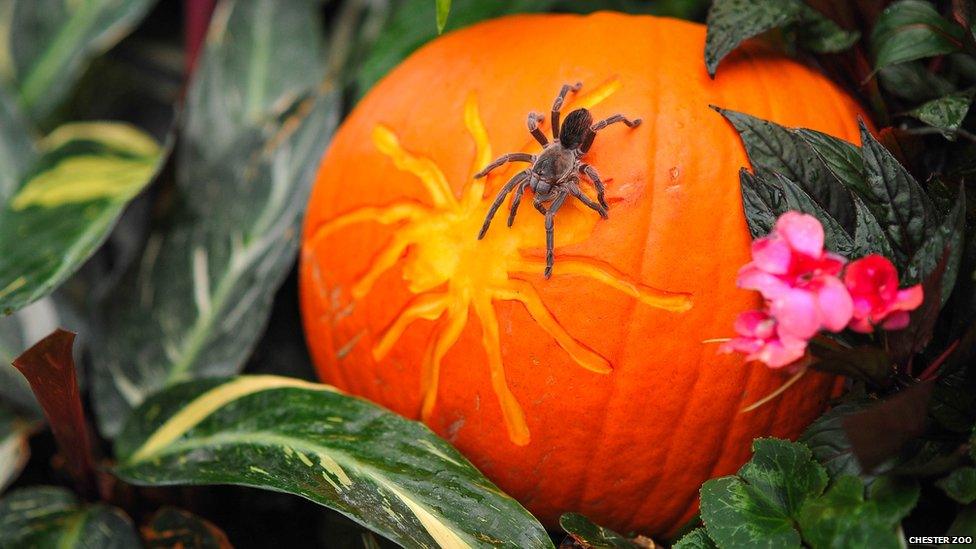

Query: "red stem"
left=918, top=339, right=961, bottom=381
left=11, top=329, right=96, bottom=497
left=184, top=0, right=217, bottom=77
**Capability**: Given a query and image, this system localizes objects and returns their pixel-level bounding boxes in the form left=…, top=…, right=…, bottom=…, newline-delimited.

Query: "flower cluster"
left=721, top=212, right=923, bottom=368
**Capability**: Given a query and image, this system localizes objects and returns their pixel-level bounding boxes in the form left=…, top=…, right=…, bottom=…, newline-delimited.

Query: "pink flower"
left=720, top=310, right=808, bottom=368
left=737, top=212, right=853, bottom=334
left=844, top=254, right=924, bottom=333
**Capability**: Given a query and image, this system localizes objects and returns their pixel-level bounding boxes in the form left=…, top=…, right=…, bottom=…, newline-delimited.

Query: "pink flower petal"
left=848, top=317, right=874, bottom=334
left=815, top=276, right=854, bottom=332
left=776, top=212, right=824, bottom=258
left=881, top=311, right=912, bottom=331
left=894, top=285, right=924, bottom=311
left=752, top=338, right=807, bottom=368
left=770, top=289, right=820, bottom=339
left=737, top=266, right=790, bottom=298
left=751, top=237, right=792, bottom=274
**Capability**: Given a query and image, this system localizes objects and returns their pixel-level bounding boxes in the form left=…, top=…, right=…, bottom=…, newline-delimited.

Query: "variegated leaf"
left=0, top=122, right=162, bottom=314
left=114, top=375, right=553, bottom=549
left=0, top=486, right=139, bottom=547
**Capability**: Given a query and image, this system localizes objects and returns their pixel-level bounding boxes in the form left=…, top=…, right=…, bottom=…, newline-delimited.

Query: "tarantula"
left=475, top=82, right=641, bottom=278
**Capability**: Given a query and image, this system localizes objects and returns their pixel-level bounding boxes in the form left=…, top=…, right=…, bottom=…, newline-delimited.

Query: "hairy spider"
left=475, top=82, right=641, bottom=278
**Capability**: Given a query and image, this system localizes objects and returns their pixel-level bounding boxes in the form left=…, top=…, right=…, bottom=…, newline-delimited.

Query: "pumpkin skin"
left=300, top=12, right=863, bottom=537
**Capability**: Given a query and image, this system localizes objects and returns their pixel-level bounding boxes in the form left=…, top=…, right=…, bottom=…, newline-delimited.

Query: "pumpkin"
left=300, top=12, right=863, bottom=537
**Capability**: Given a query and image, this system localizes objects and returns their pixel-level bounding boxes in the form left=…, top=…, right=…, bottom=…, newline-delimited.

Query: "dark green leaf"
left=795, top=128, right=869, bottom=197
left=0, top=89, right=36, bottom=201
left=937, top=467, right=976, bottom=504
left=868, top=476, right=920, bottom=525
left=435, top=0, right=451, bottom=33
left=871, top=0, right=965, bottom=70
left=877, top=62, right=957, bottom=103
left=738, top=169, right=783, bottom=239
left=794, top=5, right=861, bottom=53
left=0, top=122, right=162, bottom=314
left=716, top=108, right=855, bottom=232
left=945, top=505, right=976, bottom=541
left=141, top=507, right=232, bottom=549
left=91, top=0, right=341, bottom=437
left=672, top=528, right=718, bottom=549
left=114, top=376, right=552, bottom=549
left=4, top=0, right=157, bottom=122
left=800, top=400, right=871, bottom=479
left=0, top=486, right=139, bottom=548
left=559, top=513, right=640, bottom=548
left=795, top=476, right=905, bottom=549
left=812, top=345, right=892, bottom=385
left=858, top=120, right=936, bottom=267
left=908, top=90, right=975, bottom=140
left=905, top=187, right=966, bottom=304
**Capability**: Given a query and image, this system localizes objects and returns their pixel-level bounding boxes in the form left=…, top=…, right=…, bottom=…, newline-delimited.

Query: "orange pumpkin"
left=300, top=12, right=863, bottom=537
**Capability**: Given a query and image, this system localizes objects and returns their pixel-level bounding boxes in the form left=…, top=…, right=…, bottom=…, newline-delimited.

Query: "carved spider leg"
left=579, top=163, right=608, bottom=210
left=568, top=180, right=608, bottom=219
left=551, top=82, right=582, bottom=139
left=580, top=114, right=642, bottom=153
left=544, top=192, right=568, bottom=279
left=527, top=113, right=548, bottom=147
left=478, top=170, right=529, bottom=240
left=507, top=177, right=533, bottom=227
left=475, top=152, right=534, bottom=179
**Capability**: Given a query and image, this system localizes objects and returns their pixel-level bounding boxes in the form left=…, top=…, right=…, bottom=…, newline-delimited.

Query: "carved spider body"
left=475, top=82, right=641, bottom=278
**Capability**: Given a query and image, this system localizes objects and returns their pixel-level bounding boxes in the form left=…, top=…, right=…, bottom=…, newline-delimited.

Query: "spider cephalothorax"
left=475, top=82, right=641, bottom=278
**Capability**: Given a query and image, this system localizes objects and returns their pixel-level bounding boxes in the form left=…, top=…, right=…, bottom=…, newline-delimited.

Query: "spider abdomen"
left=558, top=108, right=593, bottom=149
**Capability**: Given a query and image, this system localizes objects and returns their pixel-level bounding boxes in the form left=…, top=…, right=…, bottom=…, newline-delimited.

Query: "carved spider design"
left=475, top=82, right=641, bottom=278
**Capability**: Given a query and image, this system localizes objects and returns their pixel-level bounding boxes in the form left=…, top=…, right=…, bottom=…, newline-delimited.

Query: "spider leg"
left=550, top=82, right=582, bottom=139
left=533, top=190, right=553, bottom=215
left=527, top=112, right=548, bottom=147
left=581, top=114, right=642, bottom=153
left=478, top=170, right=528, bottom=240
left=475, top=153, right=534, bottom=179
left=579, top=163, right=608, bottom=210
left=507, top=179, right=531, bottom=227
left=569, top=184, right=608, bottom=219
left=544, top=193, right=568, bottom=279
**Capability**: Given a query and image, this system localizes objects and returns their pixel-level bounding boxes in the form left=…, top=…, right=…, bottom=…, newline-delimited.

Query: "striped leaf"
left=91, top=0, right=341, bottom=437
left=1, top=0, right=157, bottom=122
left=0, top=122, right=162, bottom=314
left=0, top=486, right=139, bottom=548
left=114, top=375, right=553, bottom=549
left=0, top=89, right=36, bottom=202
left=0, top=407, right=34, bottom=493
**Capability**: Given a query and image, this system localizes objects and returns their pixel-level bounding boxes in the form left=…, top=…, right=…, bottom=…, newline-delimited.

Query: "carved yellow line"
left=514, top=259, right=693, bottom=312
left=493, top=280, right=611, bottom=374
left=305, top=203, right=425, bottom=249
left=372, top=125, right=456, bottom=209
left=128, top=376, right=334, bottom=463
left=372, top=476, right=474, bottom=549
left=575, top=78, right=622, bottom=111
left=472, top=295, right=530, bottom=446
left=373, top=293, right=452, bottom=361
left=462, top=93, right=491, bottom=208
left=351, top=234, right=413, bottom=300
left=419, top=298, right=469, bottom=423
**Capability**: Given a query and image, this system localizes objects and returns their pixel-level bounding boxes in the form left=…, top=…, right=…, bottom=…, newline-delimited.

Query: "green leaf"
left=946, top=505, right=976, bottom=541
left=704, top=0, right=857, bottom=77
left=908, top=90, right=975, bottom=140
left=871, top=0, right=965, bottom=70
left=795, top=128, right=869, bottom=197
left=795, top=476, right=910, bottom=549
left=141, top=507, right=231, bottom=549
left=699, top=438, right=827, bottom=548
left=91, top=0, right=341, bottom=437
left=3, top=0, right=158, bottom=122
left=905, top=187, right=966, bottom=304
left=559, top=513, right=640, bottom=548
left=878, top=62, right=957, bottom=103
left=435, top=0, right=451, bottom=33
left=0, top=88, right=36, bottom=202
left=705, top=0, right=801, bottom=77
left=0, top=121, right=162, bottom=314
left=673, top=528, right=719, bottom=549
left=114, top=375, right=553, bottom=549
left=858, top=120, right=936, bottom=267
left=0, top=304, right=46, bottom=417
left=938, top=467, right=976, bottom=504
left=799, top=400, right=871, bottom=479
left=0, top=486, right=139, bottom=548
left=716, top=108, right=855, bottom=232
left=0, top=406, right=33, bottom=493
